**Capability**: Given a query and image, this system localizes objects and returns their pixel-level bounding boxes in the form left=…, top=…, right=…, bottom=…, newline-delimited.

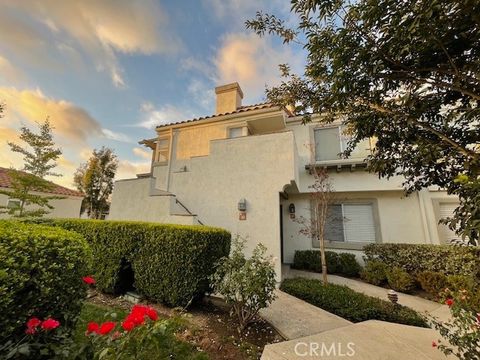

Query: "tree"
left=294, top=145, right=336, bottom=283
left=247, top=0, right=480, bottom=244
left=74, top=147, right=118, bottom=219
left=0, top=119, right=62, bottom=217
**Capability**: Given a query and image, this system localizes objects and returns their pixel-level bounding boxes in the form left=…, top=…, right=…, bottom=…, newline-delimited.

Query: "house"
left=109, top=82, right=460, bottom=278
left=0, top=167, right=84, bottom=219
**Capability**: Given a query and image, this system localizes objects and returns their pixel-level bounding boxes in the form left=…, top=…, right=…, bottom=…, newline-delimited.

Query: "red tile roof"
left=0, top=167, right=84, bottom=197
left=155, top=102, right=276, bottom=129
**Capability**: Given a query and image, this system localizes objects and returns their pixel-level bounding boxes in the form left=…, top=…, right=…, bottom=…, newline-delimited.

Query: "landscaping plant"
left=430, top=291, right=480, bottom=360
left=386, top=267, right=416, bottom=294
left=360, top=260, right=388, bottom=286
left=210, top=237, right=277, bottom=333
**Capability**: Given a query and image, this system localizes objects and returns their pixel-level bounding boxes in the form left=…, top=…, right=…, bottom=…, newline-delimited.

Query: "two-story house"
left=109, top=82, right=459, bottom=278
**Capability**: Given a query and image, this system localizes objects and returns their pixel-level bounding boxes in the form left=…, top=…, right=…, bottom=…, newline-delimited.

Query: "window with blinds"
left=438, top=202, right=461, bottom=244
left=314, top=126, right=371, bottom=162
left=316, top=203, right=377, bottom=245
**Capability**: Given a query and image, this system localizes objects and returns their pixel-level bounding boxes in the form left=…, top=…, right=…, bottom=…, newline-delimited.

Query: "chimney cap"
left=215, top=82, right=244, bottom=99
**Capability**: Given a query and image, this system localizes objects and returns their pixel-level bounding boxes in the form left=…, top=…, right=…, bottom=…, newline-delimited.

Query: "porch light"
left=238, top=198, right=247, bottom=220
left=289, top=203, right=295, bottom=219
left=387, top=290, right=398, bottom=304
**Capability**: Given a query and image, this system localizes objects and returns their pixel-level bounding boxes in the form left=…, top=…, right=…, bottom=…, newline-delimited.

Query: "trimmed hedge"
left=363, top=243, right=480, bottom=280
left=0, top=220, right=91, bottom=341
left=27, top=219, right=231, bottom=307
left=281, top=278, right=428, bottom=327
left=292, top=250, right=361, bottom=277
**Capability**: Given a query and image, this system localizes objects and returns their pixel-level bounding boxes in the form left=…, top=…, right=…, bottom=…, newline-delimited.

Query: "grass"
left=74, top=302, right=209, bottom=359
left=281, top=278, right=428, bottom=328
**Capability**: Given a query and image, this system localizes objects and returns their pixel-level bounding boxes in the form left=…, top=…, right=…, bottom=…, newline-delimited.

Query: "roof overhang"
left=139, top=138, right=156, bottom=149
left=246, top=112, right=286, bottom=134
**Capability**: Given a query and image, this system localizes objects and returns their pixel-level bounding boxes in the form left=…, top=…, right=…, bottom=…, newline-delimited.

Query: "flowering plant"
left=430, top=289, right=480, bottom=360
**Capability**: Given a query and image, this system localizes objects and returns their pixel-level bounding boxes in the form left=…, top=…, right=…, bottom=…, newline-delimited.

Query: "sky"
left=0, top=0, right=305, bottom=188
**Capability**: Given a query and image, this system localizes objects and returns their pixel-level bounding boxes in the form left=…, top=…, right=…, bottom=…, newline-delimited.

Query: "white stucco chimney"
left=215, top=82, right=243, bottom=114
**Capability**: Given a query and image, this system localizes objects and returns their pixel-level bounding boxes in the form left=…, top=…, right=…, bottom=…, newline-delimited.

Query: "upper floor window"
left=155, top=137, right=170, bottom=163
left=228, top=126, right=245, bottom=138
left=7, top=199, right=21, bottom=209
left=314, top=126, right=371, bottom=162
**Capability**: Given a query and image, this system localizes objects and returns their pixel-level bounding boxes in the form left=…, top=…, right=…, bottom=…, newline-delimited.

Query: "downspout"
left=165, top=128, right=175, bottom=191
left=417, top=190, right=432, bottom=243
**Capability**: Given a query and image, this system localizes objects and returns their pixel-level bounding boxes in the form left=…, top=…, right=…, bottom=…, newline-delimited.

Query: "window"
left=437, top=202, right=461, bottom=244
left=314, top=126, right=371, bottom=161
left=314, top=202, right=377, bottom=245
left=228, top=127, right=244, bottom=138
left=155, top=137, right=170, bottom=163
left=7, top=199, right=21, bottom=209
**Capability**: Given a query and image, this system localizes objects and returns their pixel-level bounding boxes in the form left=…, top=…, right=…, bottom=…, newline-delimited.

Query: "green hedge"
left=363, top=243, right=480, bottom=280
left=28, top=219, right=231, bottom=307
left=0, top=221, right=91, bottom=342
left=281, top=278, right=427, bottom=327
left=292, top=250, right=361, bottom=277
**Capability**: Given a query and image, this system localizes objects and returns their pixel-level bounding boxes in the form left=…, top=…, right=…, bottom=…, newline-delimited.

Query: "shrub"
left=292, top=250, right=361, bottom=276
left=337, top=253, right=361, bottom=277
left=363, top=243, right=480, bottom=280
left=210, top=237, right=277, bottom=333
left=416, top=271, right=448, bottom=298
left=25, top=219, right=231, bottom=307
left=281, top=278, right=427, bottom=327
left=386, top=267, right=416, bottom=293
left=360, top=260, right=388, bottom=285
left=0, top=221, right=91, bottom=342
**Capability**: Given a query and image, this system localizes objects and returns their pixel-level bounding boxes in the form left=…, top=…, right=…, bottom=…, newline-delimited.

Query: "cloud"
left=0, top=1, right=182, bottom=87
left=213, top=33, right=303, bottom=102
left=133, top=147, right=152, bottom=160
left=187, top=79, right=215, bottom=110
left=102, top=128, right=132, bottom=143
left=139, top=102, right=194, bottom=129
left=0, top=56, right=25, bottom=84
left=0, top=87, right=102, bottom=145
left=116, top=159, right=150, bottom=180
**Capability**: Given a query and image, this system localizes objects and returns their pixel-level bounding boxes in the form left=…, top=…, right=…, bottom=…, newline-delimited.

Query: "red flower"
left=432, top=341, right=437, bottom=348
left=122, top=319, right=135, bottom=332
left=146, top=308, right=158, bottom=321
left=26, top=317, right=42, bottom=329
left=82, top=276, right=96, bottom=285
left=445, top=298, right=454, bottom=307
left=86, top=321, right=99, bottom=334
left=41, top=318, right=60, bottom=330
left=98, top=322, right=116, bottom=335
left=25, top=327, right=37, bottom=335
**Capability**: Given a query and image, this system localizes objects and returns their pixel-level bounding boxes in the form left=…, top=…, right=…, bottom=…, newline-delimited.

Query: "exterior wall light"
left=238, top=198, right=247, bottom=220
left=289, top=203, right=296, bottom=219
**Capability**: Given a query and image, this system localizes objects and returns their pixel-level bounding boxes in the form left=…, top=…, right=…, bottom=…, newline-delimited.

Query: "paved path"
left=262, top=320, right=453, bottom=360
left=284, top=268, right=451, bottom=322
left=260, top=290, right=352, bottom=340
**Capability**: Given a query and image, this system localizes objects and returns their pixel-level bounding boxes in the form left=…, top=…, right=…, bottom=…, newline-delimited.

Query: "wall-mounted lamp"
left=289, top=203, right=296, bottom=219
left=238, top=198, right=247, bottom=220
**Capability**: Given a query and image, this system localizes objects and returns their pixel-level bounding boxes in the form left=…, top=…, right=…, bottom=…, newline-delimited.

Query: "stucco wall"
left=0, top=192, right=82, bottom=219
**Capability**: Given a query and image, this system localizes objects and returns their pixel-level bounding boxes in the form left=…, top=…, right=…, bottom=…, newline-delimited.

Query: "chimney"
left=215, top=82, right=243, bottom=114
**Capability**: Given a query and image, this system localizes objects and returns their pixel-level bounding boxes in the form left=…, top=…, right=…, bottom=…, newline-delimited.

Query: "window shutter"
left=343, top=204, right=376, bottom=243
left=438, top=203, right=460, bottom=244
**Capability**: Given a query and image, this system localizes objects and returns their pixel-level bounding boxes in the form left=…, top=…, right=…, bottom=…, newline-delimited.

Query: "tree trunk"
left=319, top=236, right=328, bottom=284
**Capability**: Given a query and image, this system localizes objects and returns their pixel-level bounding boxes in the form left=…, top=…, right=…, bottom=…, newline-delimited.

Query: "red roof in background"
left=155, top=103, right=277, bottom=129
left=0, top=167, right=84, bottom=198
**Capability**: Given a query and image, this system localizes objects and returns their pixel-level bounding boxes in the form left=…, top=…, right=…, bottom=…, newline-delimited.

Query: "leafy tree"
left=0, top=119, right=63, bottom=217
left=74, top=147, right=118, bottom=219
left=246, top=0, right=480, bottom=244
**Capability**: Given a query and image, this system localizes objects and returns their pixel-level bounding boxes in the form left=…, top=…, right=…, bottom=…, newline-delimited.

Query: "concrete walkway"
left=262, top=320, right=453, bottom=360
left=284, top=267, right=451, bottom=322
left=260, top=290, right=352, bottom=339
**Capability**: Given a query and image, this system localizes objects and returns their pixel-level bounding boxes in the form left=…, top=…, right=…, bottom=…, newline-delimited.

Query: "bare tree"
left=295, top=144, right=336, bottom=283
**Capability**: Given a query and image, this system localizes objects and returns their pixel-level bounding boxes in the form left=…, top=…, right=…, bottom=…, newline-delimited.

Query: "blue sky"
left=0, top=0, right=305, bottom=187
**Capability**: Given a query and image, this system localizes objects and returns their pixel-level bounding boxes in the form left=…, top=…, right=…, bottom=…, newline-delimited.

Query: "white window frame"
left=154, top=136, right=170, bottom=164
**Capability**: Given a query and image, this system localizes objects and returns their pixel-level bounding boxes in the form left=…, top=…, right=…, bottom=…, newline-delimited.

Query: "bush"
left=337, top=253, right=361, bottom=277
left=363, top=243, right=480, bottom=280
left=0, top=221, right=91, bottom=342
left=281, top=278, right=427, bottom=327
left=292, top=250, right=361, bottom=276
left=26, top=219, right=231, bottom=307
left=386, top=267, right=416, bottom=293
left=416, top=271, right=448, bottom=298
left=360, top=260, right=388, bottom=286
left=210, top=237, right=277, bottom=333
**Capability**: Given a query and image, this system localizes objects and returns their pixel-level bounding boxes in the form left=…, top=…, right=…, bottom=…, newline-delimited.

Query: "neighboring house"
left=0, top=167, right=84, bottom=219
left=109, top=82, right=460, bottom=277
